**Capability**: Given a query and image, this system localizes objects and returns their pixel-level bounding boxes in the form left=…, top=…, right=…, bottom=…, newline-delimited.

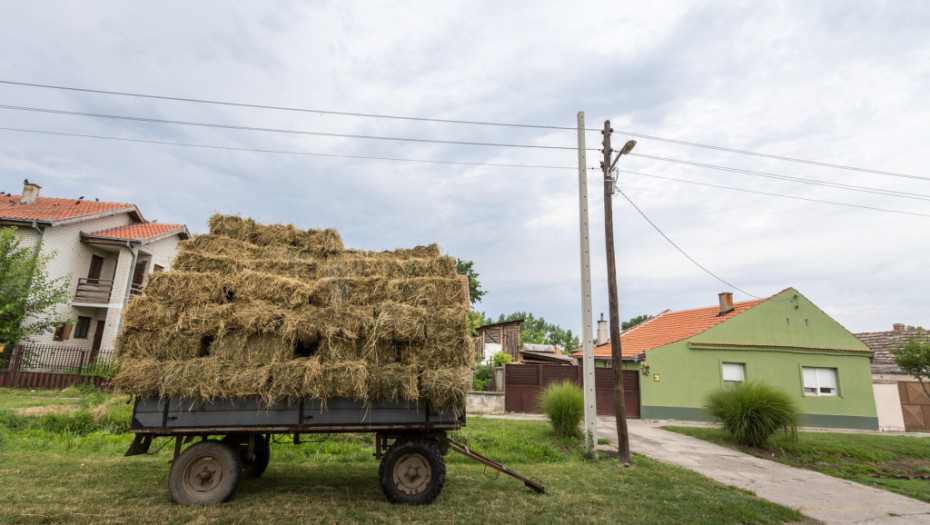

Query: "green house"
left=610, top=288, right=877, bottom=429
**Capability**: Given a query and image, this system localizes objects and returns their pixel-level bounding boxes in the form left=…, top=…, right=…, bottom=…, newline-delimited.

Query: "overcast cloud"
left=1, top=1, right=928, bottom=336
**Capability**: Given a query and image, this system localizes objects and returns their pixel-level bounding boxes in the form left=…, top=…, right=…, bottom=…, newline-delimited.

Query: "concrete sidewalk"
left=597, top=417, right=930, bottom=524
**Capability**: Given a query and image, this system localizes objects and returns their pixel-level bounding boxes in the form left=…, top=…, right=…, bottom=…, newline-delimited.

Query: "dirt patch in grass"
left=13, top=405, right=81, bottom=417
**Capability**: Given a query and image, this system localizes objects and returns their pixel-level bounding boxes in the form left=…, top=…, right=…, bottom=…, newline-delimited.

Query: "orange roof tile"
left=0, top=195, right=137, bottom=223
left=85, top=223, right=190, bottom=243
left=573, top=297, right=766, bottom=359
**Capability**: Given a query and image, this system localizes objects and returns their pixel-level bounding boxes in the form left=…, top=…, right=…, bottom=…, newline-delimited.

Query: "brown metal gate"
left=504, top=363, right=639, bottom=417
left=899, top=381, right=930, bottom=431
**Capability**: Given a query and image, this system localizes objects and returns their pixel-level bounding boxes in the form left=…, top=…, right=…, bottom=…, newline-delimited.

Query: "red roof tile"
left=0, top=195, right=136, bottom=223
left=573, top=298, right=766, bottom=359
left=86, top=223, right=190, bottom=242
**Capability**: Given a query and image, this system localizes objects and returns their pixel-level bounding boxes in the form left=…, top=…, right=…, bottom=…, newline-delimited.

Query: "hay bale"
left=311, top=277, right=392, bottom=306
left=111, top=359, right=164, bottom=397
left=368, top=363, right=419, bottom=402
left=208, top=334, right=295, bottom=364
left=267, top=358, right=323, bottom=401
left=320, top=254, right=456, bottom=279
left=144, top=271, right=227, bottom=305
left=208, top=214, right=344, bottom=255
left=116, top=329, right=205, bottom=361
left=388, top=277, right=467, bottom=308
left=420, top=367, right=470, bottom=411
left=320, top=361, right=370, bottom=399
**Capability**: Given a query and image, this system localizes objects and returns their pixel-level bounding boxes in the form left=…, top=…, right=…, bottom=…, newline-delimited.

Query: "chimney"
left=893, top=323, right=905, bottom=335
left=21, top=181, right=41, bottom=204
left=718, top=292, right=734, bottom=316
left=597, top=313, right=608, bottom=345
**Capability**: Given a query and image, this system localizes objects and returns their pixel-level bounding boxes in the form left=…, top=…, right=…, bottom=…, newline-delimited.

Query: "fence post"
left=10, top=345, right=24, bottom=387
left=77, top=349, right=87, bottom=375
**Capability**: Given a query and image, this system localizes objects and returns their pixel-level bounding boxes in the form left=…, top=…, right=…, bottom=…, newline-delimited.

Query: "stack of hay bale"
left=111, top=214, right=473, bottom=411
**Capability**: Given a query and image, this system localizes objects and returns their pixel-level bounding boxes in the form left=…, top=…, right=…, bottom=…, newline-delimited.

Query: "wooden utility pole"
left=576, top=111, right=598, bottom=459
left=601, top=120, right=631, bottom=465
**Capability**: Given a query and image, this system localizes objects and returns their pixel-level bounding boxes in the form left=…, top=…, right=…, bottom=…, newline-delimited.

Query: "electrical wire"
left=0, top=79, right=919, bottom=180
left=625, top=170, right=930, bottom=219
left=631, top=153, right=930, bottom=201
left=615, top=186, right=761, bottom=299
left=0, top=104, right=595, bottom=151
left=0, top=126, right=576, bottom=170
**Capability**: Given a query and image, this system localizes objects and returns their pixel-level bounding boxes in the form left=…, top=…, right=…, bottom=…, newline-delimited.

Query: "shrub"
left=539, top=381, right=584, bottom=438
left=491, top=352, right=513, bottom=368
left=704, top=382, right=800, bottom=448
left=472, top=363, right=492, bottom=391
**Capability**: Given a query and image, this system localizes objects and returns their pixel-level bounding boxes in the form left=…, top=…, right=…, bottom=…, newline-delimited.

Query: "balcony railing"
left=74, top=278, right=114, bottom=303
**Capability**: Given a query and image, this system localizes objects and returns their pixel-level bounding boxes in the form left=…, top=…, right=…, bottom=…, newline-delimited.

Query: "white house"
left=0, top=181, right=189, bottom=360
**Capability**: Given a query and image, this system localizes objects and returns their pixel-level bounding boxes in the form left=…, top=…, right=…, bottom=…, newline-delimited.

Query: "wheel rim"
left=183, top=456, right=225, bottom=496
left=392, top=452, right=432, bottom=496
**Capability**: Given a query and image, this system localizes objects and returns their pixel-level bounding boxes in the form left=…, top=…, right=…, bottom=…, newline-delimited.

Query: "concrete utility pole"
left=601, top=120, right=632, bottom=465
left=576, top=111, right=598, bottom=459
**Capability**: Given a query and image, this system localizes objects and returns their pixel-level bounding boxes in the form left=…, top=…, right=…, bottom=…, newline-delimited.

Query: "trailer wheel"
left=378, top=439, right=446, bottom=505
left=168, top=440, right=242, bottom=505
left=221, top=434, right=271, bottom=478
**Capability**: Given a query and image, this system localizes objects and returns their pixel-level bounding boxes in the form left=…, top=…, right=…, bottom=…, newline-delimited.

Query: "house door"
left=131, top=261, right=147, bottom=295
left=90, top=320, right=106, bottom=364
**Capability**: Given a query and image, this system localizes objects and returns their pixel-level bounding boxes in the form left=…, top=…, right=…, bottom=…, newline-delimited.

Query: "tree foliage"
left=892, top=337, right=930, bottom=399
left=622, top=314, right=653, bottom=331
left=454, top=258, right=485, bottom=305
left=497, top=311, right=580, bottom=352
left=0, top=227, right=71, bottom=345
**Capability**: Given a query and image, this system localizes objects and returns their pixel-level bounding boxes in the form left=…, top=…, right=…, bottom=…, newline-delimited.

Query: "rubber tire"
left=168, top=440, right=243, bottom=505
left=378, top=438, right=446, bottom=505
left=221, top=434, right=271, bottom=478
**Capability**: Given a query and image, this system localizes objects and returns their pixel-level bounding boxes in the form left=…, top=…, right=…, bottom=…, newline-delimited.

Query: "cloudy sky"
left=1, top=1, right=928, bottom=336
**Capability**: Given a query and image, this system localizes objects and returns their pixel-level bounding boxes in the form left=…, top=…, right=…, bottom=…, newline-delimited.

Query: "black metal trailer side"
left=126, top=396, right=543, bottom=505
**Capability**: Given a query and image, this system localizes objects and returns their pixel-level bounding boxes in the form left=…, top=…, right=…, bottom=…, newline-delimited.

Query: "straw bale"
left=420, top=366, right=470, bottom=410
left=320, top=254, right=456, bottom=279
left=208, top=214, right=344, bottom=254
left=370, top=302, right=427, bottom=343
left=388, top=277, right=467, bottom=308
left=267, top=358, right=323, bottom=401
left=386, top=244, right=441, bottom=259
left=144, top=271, right=227, bottom=305
left=320, top=361, right=370, bottom=399
left=115, top=329, right=205, bottom=361
left=110, top=359, right=164, bottom=397
left=234, top=270, right=314, bottom=308
left=120, top=295, right=177, bottom=332
left=367, top=363, right=419, bottom=401
left=311, top=277, right=392, bottom=306
left=184, top=233, right=262, bottom=259
left=317, top=338, right=400, bottom=364
left=172, top=249, right=247, bottom=276
left=208, top=334, right=295, bottom=364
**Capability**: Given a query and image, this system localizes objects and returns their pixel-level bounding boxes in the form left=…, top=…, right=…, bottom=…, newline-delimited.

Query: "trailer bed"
left=130, top=396, right=465, bottom=435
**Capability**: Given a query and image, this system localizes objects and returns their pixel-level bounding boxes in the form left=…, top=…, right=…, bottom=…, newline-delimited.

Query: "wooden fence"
left=0, top=344, right=114, bottom=390
left=504, top=363, right=640, bottom=417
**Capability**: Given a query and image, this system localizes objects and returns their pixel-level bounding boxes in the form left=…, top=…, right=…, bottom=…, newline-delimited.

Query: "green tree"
left=466, top=310, right=492, bottom=338
left=455, top=259, right=485, bottom=305
left=496, top=312, right=580, bottom=352
left=892, top=337, right=930, bottom=399
left=0, top=227, right=71, bottom=345
left=622, top=314, right=653, bottom=330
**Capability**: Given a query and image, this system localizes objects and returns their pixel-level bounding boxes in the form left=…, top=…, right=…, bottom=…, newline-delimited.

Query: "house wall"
left=637, top=288, right=878, bottom=430
left=11, top=214, right=182, bottom=356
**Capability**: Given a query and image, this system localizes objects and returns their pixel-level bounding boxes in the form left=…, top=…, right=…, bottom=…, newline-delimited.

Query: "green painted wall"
left=638, top=288, right=877, bottom=429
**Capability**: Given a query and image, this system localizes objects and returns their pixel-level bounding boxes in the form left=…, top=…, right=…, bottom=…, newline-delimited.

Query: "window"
left=74, top=316, right=91, bottom=339
left=722, top=363, right=745, bottom=387
left=802, top=367, right=837, bottom=396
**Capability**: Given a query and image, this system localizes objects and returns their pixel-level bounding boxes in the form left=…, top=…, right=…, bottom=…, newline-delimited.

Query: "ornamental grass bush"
left=704, top=381, right=800, bottom=448
left=539, top=381, right=584, bottom=438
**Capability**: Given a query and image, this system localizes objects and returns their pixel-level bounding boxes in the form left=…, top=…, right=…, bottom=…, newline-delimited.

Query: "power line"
left=0, top=104, right=595, bottom=152
left=0, top=79, right=918, bottom=180
left=625, top=170, right=930, bottom=219
left=0, top=126, right=575, bottom=170
left=632, top=153, right=930, bottom=201
left=615, top=187, right=761, bottom=299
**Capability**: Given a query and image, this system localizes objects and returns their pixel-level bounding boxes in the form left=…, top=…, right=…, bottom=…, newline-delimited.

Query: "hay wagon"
left=125, top=396, right=543, bottom=505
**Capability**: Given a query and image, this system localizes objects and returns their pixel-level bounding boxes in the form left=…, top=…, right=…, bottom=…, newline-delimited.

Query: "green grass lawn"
left=0, top=388, right=812, bottom=524
left=666, top=425, right=930, bottom=503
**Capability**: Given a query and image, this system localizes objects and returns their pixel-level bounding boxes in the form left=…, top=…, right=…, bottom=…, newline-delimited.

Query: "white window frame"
left=722, top=362, right=745, bottom=387
left=802, top=367, right=837, bottom=397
